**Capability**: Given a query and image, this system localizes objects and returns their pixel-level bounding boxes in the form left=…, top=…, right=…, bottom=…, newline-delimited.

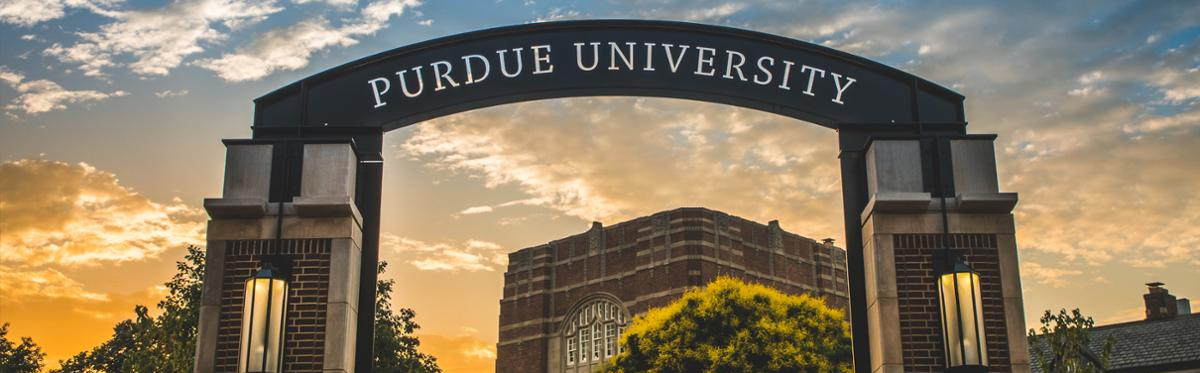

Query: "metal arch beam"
left=251, top=20, right=964, bottom=132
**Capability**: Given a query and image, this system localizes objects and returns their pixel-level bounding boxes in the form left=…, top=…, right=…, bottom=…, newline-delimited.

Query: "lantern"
left=937, top=257, right=988, bottom=373
left=238, top=261, right=289, bottom=373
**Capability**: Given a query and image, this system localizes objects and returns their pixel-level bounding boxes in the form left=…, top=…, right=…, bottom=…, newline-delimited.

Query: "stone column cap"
left=293, top=196, right=363, bottom=226
left=955, top=193, right=1018, bottom=212
left=861, top=192, right=933, bottom=223
left=203, top=197, right=268, bottom=218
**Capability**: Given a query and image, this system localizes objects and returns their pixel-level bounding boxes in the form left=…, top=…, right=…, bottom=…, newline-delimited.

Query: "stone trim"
left=996, top=234, right=1031, bottom=373
left=195, top=240, right=227, bottom=373
left=500, top=255, right=829, bottom=302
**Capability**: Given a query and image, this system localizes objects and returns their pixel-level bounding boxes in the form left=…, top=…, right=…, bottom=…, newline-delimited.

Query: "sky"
left=0, top=0, right=1198, bottom=372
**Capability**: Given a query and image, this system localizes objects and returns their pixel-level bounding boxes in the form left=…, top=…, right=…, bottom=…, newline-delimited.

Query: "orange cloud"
left=0, top=159, right=206, bottom=267
left=381, top=233, right=507, bottom=272
left=0, top=267, right=109, bottom=301
left=0, top=159, right=207, bottom=369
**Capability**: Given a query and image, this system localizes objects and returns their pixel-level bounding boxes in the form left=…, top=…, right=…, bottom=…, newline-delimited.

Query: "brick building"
left=495, top=207, right=850, bottom=373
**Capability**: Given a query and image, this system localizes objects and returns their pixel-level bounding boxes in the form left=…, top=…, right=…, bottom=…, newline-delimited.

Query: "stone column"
left=861, top=138, right=1028, bottom=373
left=196, top=141, right=363, bottom=373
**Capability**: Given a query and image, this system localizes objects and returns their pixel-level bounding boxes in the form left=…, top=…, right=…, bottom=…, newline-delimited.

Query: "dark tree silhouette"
left=372, top=261, right=441, bottom=373
left=51, top=246, right=441, bottom=373
left=0, top=323, right=46, bottom=373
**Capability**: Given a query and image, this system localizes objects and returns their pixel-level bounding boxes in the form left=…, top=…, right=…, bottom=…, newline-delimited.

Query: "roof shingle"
left=1029, top=313, right=1200, bottom=373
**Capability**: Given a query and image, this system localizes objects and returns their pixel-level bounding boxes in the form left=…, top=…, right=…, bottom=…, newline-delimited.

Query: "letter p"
left=368, top=77, right=391, bottom=108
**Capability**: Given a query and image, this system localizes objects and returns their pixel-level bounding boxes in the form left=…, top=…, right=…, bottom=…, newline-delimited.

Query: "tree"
left=51, top=246, right=440, bottom=373
left=1027, top=308, right=1115, bottom=373
left=373, top=261, right=441, bottom=373
left=0, top=323, right=46, bottom=373
left=604, top=276, right=852, bottom=373
left=54, top=246, right=204, bottom=373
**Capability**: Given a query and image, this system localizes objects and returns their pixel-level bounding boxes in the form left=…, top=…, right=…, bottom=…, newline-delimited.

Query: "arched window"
left=562, top=297, right=630, bottom=371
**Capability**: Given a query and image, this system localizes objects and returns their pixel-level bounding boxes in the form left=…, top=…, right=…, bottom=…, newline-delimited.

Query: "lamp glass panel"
left=238, top=277, right=287, bottom=373
left=264, top=279, right=287, bottom=372
left=240, top=279, right=270, bottom=372
left=938, top=272, right=988, bottom=367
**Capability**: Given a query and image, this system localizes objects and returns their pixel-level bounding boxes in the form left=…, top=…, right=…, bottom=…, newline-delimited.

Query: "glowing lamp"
left=937, top=257, right=988, bottom=373
left=238, top=262, right=289, bottom=373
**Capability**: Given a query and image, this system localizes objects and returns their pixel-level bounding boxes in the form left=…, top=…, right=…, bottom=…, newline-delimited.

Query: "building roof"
left=511, top=206, right=844, bottom=254
left=1030, top=313, right=1200, bottom=373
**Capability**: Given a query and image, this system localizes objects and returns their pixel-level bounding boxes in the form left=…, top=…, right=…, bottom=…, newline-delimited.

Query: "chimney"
left=1144, top=282, right=1179, bottom=320
left=1179, top=298, right=1193, bottom=316
left=822, top=238, right=836, bottom=246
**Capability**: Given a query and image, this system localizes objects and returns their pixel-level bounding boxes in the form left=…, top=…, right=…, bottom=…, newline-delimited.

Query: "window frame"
left=562, top=298, right=630, bottom=369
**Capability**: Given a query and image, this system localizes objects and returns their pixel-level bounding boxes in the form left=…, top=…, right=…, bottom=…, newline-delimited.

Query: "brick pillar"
left=860, top=139, right=1029, bottom=373
left=196, top=141, right=363, bottom=373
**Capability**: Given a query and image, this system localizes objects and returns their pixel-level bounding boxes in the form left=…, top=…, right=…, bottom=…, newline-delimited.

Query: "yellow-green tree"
left=1028, top=308, right=1114, bottom=373
left=604, top=277, right=852, bottom=373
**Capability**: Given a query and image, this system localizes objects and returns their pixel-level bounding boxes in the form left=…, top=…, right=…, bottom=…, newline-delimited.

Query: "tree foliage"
left=53, top=245, right=205, bottom=373
left=372, top=261, right=441, bottom=373
left=0, top=323, right=46, bottom=373
left=47, top=246, right=440, bottom=373
left=604, top=276, right=852, bottom=373
left=1028, top=308, right=1114, bottom=373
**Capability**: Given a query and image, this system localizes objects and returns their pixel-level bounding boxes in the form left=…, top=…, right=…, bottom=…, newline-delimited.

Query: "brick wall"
left=894, top=234, right=1011, bottom=373
left=215, top=239, right=332, bottom=373
left=496, top=207, right=850, bottom=373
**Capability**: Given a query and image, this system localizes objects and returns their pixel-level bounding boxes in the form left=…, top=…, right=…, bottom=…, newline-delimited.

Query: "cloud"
left=455, top=198, right=546, bottom=217
left=43, top=0, right=282, bottom=77
left=193, top=19, right=358, bottom=81
left=0, top=66, right=127, bottom=117
left=381, top=233, right=507, bottom=272
left=193, top=0, right=421, bottom=81
left=680, top=2, right=746, bottom=21
left=458, top=206, right=494, bottom=215
left=0, top=159, right=206, bottom=268
left=0, top=266, right=110, bottom=301
left=461, top=344, right=496, bottom=359
left=1020, top=262, right=1083, bottom=288
left=153, top=89, right=189, bottom=98
left=531, top=7, right=582, bottom=23
left=401, top=97, right=845, bottom=240
left=292, top=0, right=356, bottom=6
left=0, top=159, right=206, bottom=362
left=0, top=0, right=120, bottom=26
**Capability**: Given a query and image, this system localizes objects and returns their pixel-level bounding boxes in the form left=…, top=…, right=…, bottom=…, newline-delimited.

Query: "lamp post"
left=937, top=255, right=988, bottom=373
left=931, top=137, right=988, bottom=373
left=239, top=261, right=289, bottom=373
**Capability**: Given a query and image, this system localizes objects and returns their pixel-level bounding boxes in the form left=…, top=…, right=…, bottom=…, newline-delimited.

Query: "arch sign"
left=200, top=19, right=1027, bottom=373
left=253, top=20, right=963, bottom=130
